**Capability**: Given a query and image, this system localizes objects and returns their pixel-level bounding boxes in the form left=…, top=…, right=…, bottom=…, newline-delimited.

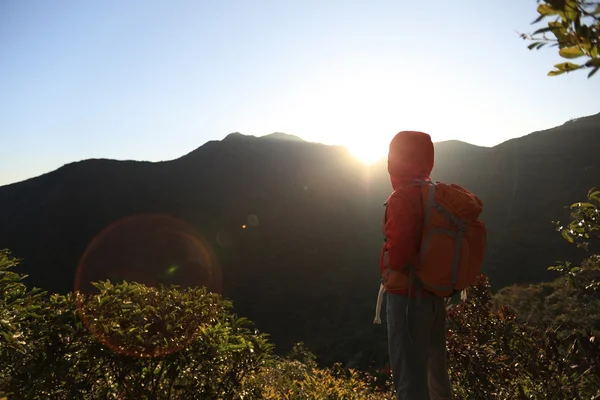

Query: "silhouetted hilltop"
left=260, top=132, right=306, bottom=142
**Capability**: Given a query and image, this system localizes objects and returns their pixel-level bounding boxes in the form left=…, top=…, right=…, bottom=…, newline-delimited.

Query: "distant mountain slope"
left=0, top=115, right=598, bottom=366
left=478, top=113, right=600, bottom=287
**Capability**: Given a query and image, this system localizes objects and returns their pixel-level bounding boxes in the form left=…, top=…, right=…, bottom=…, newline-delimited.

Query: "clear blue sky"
left=1, top=0, right=598, bottom=186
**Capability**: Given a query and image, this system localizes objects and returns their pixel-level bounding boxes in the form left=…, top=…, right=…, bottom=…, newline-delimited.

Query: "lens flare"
left=74, top=214, right=221, bottom=357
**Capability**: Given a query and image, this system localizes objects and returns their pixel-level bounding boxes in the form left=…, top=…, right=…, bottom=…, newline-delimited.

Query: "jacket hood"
left=388, top=131, right=434, bottom=190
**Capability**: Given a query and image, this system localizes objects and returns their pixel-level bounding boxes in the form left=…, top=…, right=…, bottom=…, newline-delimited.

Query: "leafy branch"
left=519, top=0, right=600, bottom=77
left=555, top=187, right=600, bottom=250
left=550, top=188, right=600, bottom=294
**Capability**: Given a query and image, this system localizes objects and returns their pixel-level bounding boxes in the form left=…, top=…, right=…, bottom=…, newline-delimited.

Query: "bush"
left=448, top=275, right=600, bottom=399
left=244, top=357, right=394, bottom=400
left=3, top=244, right=600, bottom=399
left=0, top=249, right=273, bottom=399
left=493, top=270, right=600, bottom=335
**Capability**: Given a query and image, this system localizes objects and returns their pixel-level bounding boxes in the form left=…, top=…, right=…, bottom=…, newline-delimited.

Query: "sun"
left=347, top=142, right=387, bottom=165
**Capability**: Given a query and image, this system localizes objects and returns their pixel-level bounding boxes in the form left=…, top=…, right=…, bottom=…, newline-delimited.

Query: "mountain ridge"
left=0, top=113, right=598, bottom=366
left=4, top=113, right=598, bottom=190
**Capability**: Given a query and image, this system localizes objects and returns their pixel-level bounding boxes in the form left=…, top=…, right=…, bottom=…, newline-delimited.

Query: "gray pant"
left=387, top=293, right=452, bottom=400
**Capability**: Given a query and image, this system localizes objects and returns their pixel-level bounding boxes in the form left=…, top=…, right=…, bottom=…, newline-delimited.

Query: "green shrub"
left=448, top=275, right=600, bottom=399
left=244, top=357, right=394, bottom=400
left=0, top=249, right=273, bottom=399
left=3, top=187, right=600, bottom=400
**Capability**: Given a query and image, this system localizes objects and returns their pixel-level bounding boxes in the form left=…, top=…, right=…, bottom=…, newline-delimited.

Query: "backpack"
left=412, top=180, right=487, bottom=297
left=382, top=180, right=487, bottom=297
left=374, top=179, right=486, bottom=323
left=378, top=180, right=487, bottom=296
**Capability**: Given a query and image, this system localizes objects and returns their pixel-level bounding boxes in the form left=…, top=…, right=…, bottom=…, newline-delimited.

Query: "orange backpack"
left=374, top=180, right=486, bottom=324
left=414, top=180, right=487, bottom=297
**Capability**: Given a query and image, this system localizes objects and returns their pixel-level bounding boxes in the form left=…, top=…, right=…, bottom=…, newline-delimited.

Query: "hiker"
left=379, top=131, right=452, bottom=400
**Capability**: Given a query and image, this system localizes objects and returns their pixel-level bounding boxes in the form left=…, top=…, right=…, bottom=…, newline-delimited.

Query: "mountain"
left=0, top=115, right=599, bottom=367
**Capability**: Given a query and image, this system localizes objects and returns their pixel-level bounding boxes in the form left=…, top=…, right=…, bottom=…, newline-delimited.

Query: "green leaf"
left=533, top=26, right=555, bottom=35
left=548, top=21, right=567, bottom=39
left=528, top=42, right=541, bottom=50
left=554, top=62, right=581, bottom=71
left=559, top=47, right=585, bottom=59
left=564, top=0, right=578, bottom=20
left=571, top=202, right=596, bottom=209
left=548, top=69, right=567, bottom=76
left=585, top=58, right=600, bottom=67
left=562, top=229, right=574, bottom=243
left=537, top=3, right=558, bottom=16
left=589, top=66, right=600, bottom=78
left=1, top=331, right=14, bottom=343
left=583, top=44, right=600, bottom=58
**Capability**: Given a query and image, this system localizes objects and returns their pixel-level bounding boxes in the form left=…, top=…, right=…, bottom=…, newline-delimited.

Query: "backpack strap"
left=373, top=283, right=385, bottom=324
left=382, top=179, right=428, bottom=240
left=382, top=199, right=389, bottom=241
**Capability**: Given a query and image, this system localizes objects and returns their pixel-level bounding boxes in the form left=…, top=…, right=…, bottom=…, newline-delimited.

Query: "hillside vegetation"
left=1, top=190, right=600, bottom=399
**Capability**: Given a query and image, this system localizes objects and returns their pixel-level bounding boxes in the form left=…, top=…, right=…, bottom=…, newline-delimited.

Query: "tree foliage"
left=449, top=276, right=600, bottom=399
left=521, top=0, right=600, bottom=77
left=0, top=250, right=273, bottom=399
left=490, top=188, right=600, bottom=399
left=245, top=358, right=394, bottom=400
left=550, top=187, right=600, bottom=294
left=3, top=249, right=600, bottom=399
left=493, top=276, right=600, bottom=335
left=3, top=186, right=600, bottom=398
left=0, top=250, right=393, bottom=399
left=555, top=187, right=600, bottom=250
left=494, top=188, right=600, bottom=335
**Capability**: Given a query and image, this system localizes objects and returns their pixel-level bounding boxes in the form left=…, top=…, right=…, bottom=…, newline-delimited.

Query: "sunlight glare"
left=347, top=142, right=387, bottom=165
left=245, top=59, right=485, bottom=161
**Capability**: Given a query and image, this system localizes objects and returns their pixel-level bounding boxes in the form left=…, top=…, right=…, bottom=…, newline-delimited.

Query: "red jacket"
left=380, top=131, right=435, bottom=296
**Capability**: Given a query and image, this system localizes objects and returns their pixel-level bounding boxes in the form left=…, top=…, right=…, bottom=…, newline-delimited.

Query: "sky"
left=1, top=0, right=598, bottom=186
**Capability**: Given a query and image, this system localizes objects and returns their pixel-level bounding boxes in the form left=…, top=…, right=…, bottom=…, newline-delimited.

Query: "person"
left=380, top=131, right=452, bottom=400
